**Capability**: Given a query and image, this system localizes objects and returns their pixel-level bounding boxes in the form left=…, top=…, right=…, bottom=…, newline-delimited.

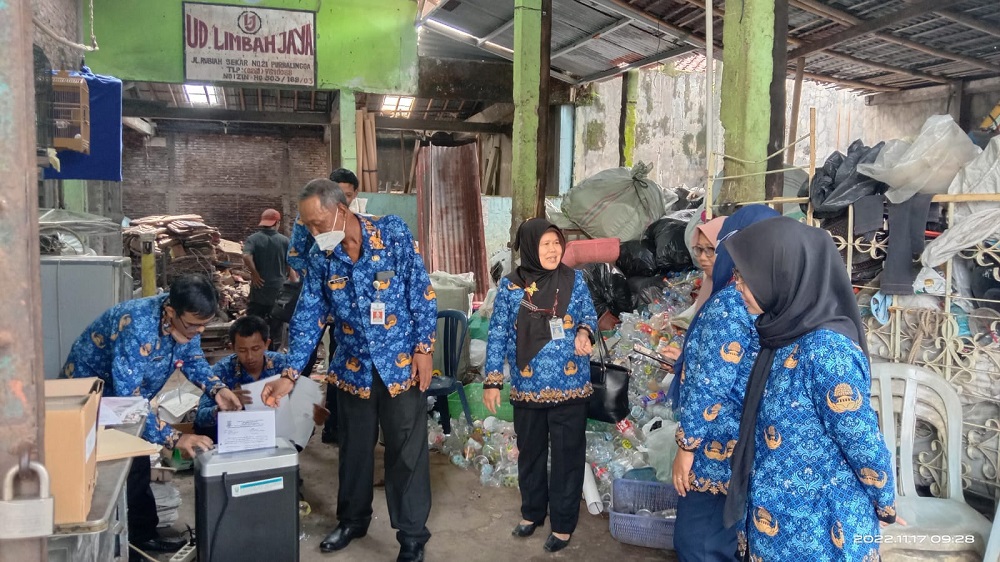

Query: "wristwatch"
left=281, top=370, right=299, bottom=383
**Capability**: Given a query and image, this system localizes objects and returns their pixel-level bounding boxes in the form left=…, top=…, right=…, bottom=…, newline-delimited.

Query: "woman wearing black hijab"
left=721, top=217, right=898, bottom=561
left=482, top=218, right=598, bottom=553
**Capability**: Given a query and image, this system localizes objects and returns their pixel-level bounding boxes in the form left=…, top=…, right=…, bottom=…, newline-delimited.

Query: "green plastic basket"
left=448, top=383, right=514, bottom=422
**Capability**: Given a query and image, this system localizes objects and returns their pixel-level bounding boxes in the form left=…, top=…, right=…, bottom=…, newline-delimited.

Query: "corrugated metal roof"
left=421, top=0, right=1000, bottom=91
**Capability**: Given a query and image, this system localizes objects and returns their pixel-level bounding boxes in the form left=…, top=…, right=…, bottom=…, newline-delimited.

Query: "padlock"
left=0, top=461, right=54, bottom=539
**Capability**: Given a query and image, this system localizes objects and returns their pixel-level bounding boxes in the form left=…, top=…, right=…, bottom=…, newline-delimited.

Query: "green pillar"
left=339, top=89, right=358, bottom=173
left=619, top=70, right=639, bottom=168
left=718, top=0, right=774, bottom=208
left=62, top=180, right=88, bottom=212
left=510, top=0, right=550, bottom=238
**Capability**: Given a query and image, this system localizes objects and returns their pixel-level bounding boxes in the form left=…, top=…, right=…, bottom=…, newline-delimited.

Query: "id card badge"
left=549, top=317, right=566, bottom=340
left=370, top=302, right=386, bottom=325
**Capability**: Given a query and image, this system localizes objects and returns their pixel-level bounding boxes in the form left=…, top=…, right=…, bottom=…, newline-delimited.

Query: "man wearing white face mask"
left=263, top=178, right=437, bottom=562
left=286, top=168, right=360, bottom=443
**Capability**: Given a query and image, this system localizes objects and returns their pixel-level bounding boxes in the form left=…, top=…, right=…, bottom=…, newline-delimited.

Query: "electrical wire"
left=208, top=472, right=231, bottom=562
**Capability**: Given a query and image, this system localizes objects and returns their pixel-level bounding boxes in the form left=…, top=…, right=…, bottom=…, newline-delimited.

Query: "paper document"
left=241, top=375, right=322, bottom=448
left=217, top=410, right=276, bottom=454
left=99, top=397, right=149, bottom=426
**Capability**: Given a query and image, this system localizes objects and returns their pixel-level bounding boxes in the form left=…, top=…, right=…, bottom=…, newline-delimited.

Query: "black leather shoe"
left=512, top=522, right=540, bottom=537
left=543, top=534, right=571, bottom=553
left=132, top=536, right=188, bottom=553
left=319, top=524, right=367, bottom=552
left=396, top=541, right=425, bottom=562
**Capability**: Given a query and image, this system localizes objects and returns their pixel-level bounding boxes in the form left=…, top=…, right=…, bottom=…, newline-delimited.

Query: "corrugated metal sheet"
left=423, top=0, right=1000, bottom=90
left=416, top=143, right=491, bottom=299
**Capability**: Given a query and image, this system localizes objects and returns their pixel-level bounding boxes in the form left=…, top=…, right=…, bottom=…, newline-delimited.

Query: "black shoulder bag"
left=587, top=334, right=631, bottom=423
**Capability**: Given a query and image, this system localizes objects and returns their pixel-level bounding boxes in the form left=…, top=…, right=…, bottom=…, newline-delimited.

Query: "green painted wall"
left=86, top=0, right=418, bottom=93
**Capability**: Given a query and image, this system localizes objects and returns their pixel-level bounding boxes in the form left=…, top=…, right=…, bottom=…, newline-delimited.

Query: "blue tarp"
left=44, top=66, right=123, bottom=182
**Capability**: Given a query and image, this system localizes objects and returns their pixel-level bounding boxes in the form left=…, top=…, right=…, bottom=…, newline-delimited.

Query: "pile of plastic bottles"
left=429, top=413, right=520, bottom=488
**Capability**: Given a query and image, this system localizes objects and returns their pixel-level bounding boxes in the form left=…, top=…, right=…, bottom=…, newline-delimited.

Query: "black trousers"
left=246, top=301, right=283, bottom=352
left=126, top=454, right=159, bottom=543
left=674, top=490, right=739, bottom=562
left=512, top=402, right=588, bottom=535
left=336, top=372, right=431, bottom=545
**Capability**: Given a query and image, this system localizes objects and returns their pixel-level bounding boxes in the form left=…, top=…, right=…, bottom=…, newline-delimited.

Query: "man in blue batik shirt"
left=61, top=274, right=242, bottom=555
left=193, top=315, right=290, bottom=441
left=263, top=178, right=437, bottom=562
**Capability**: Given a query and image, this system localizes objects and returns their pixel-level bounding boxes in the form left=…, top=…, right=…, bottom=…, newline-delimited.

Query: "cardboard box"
left=45, top=377, right=103, bottom=525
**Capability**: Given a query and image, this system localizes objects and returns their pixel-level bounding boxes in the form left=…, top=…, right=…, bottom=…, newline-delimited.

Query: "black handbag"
left=587, top=335, right=631, bottom=423
left=270, top=281, right=302, bottom=323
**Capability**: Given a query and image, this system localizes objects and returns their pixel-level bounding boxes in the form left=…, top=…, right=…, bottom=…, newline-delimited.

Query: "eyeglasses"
left=692, top=246, right=716, bottom=258
left=174, top=313, right=212, bottom=334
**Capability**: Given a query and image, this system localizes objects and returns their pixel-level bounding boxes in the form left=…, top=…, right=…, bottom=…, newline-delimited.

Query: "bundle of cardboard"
left=124, top=215, right=251, bottom=318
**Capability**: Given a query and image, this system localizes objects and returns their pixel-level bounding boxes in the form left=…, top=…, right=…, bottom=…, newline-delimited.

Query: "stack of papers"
left=98, top=397, right=149, bottom=426
left=239, top=375, right=323, bottom=448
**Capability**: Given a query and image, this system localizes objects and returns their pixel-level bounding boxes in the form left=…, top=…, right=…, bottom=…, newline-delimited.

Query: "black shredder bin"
left=195, top=439, right=299, bottom=562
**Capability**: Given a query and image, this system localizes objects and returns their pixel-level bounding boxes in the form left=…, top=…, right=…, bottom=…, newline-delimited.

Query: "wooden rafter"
left=788, top=0, right=943, bottom=60
left=789, top=0, right=1000, bottom=74
left=935, top=9, right=1000, bottom=39
left=679, top=0, right=949, bottom=84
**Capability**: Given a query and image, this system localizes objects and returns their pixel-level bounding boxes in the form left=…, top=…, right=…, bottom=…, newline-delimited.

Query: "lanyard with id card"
left=370, top=270, right=395, bottom=325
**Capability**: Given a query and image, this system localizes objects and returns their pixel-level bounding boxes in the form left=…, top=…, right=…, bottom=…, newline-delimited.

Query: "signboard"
left=183, top=3, right=316, bottom=87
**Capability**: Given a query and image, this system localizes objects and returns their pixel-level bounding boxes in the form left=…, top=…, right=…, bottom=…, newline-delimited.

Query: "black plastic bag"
left=626, top=276, right=667, bottom=310
left=799, top=140, right=889, bottom=218
left=583, top=263, right=633, bottom=317
left=617, top=241, right=657, bottom=278
left=643, top=218, right=693, bottom=274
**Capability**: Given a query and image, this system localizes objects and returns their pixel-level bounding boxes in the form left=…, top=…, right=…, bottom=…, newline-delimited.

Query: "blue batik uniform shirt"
left=287, top=217, right=314, bottom=280
left=60, top=294, right=226, bottom=447
left=675, top=284, right=758, bottom=494
left=738, top=329, right=896, bottom=562
left=483, top=272, right=598, bottom=405
left=194, top=351, right=289, bottom=428
left=286, top=214, right=437, bottom=397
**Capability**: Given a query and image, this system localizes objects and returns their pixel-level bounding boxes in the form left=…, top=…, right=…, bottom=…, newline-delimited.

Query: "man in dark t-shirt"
left=243, top=208, right=297, bottom=350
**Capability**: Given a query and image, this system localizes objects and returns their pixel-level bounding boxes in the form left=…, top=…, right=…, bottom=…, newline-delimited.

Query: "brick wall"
left=33, top=0, right=81, bottom=70
left=122, top=130, right=330, bottom=242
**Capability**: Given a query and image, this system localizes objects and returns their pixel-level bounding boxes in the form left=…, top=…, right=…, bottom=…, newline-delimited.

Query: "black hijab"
left=722, top=216, right=869, bottom=528
left=505, top=218, right=577, bottom=370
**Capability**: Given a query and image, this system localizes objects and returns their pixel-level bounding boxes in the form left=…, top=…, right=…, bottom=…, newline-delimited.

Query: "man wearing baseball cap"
left=243, top=208, right=297, bottom=350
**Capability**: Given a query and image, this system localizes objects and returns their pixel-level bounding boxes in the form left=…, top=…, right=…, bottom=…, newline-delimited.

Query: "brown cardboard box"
left=44, top=377, right=103, bottom=525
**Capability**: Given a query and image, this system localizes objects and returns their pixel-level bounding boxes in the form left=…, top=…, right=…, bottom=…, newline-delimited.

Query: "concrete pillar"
left=0, top=0, right=46, bottom=559
left=339, top=89, right=358, bottom=173
left=619, top=70, right=639, bottom=168
left=510, top=0, right=551, bottom=238
left=558, top=104, right=575, bottom=194
left=718, top=0, right=775, bottom=208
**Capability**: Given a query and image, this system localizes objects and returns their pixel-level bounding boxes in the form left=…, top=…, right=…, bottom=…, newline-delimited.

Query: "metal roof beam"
left=576, top=45, right=695, bottom=84
left=375, top=116, right=511, bottom=134
left=552, top=18, right=633, bottom=59
left=478, top=17, right=515, bottom=46
left=122, top=99, right=329, bottom=125
left=789, top=0, right=1000, bottom=74
left=788, top=0, right=943, bottom=60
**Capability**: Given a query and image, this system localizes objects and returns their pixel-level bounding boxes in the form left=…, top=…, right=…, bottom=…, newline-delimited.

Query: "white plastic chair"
left=870, top=362, right=991, bottom=559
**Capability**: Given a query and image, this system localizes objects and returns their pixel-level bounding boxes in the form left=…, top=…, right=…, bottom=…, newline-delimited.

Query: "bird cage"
left=52, top=70, right=90, bottom=154
left=34, top=46, right=53, bottom=152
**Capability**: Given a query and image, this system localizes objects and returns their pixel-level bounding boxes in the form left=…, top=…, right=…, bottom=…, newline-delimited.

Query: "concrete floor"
left=157, top=435, right=678, bottom=562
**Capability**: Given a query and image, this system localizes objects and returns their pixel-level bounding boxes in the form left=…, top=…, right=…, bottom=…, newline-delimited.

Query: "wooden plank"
left=787, top=57, right=806, bottom=165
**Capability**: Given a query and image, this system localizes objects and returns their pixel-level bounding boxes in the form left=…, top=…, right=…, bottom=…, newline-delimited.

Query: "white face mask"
left=348, top=198, right=361, bottom=213
left=314, top=208, right=345, bottom=252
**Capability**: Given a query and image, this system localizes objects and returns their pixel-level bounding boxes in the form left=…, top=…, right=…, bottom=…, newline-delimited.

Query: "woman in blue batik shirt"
left=671, top=206, right=779, bottom=562
left=723, top=217, right=900, bottom=562
left=482, top=218, right=598, bottom=554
